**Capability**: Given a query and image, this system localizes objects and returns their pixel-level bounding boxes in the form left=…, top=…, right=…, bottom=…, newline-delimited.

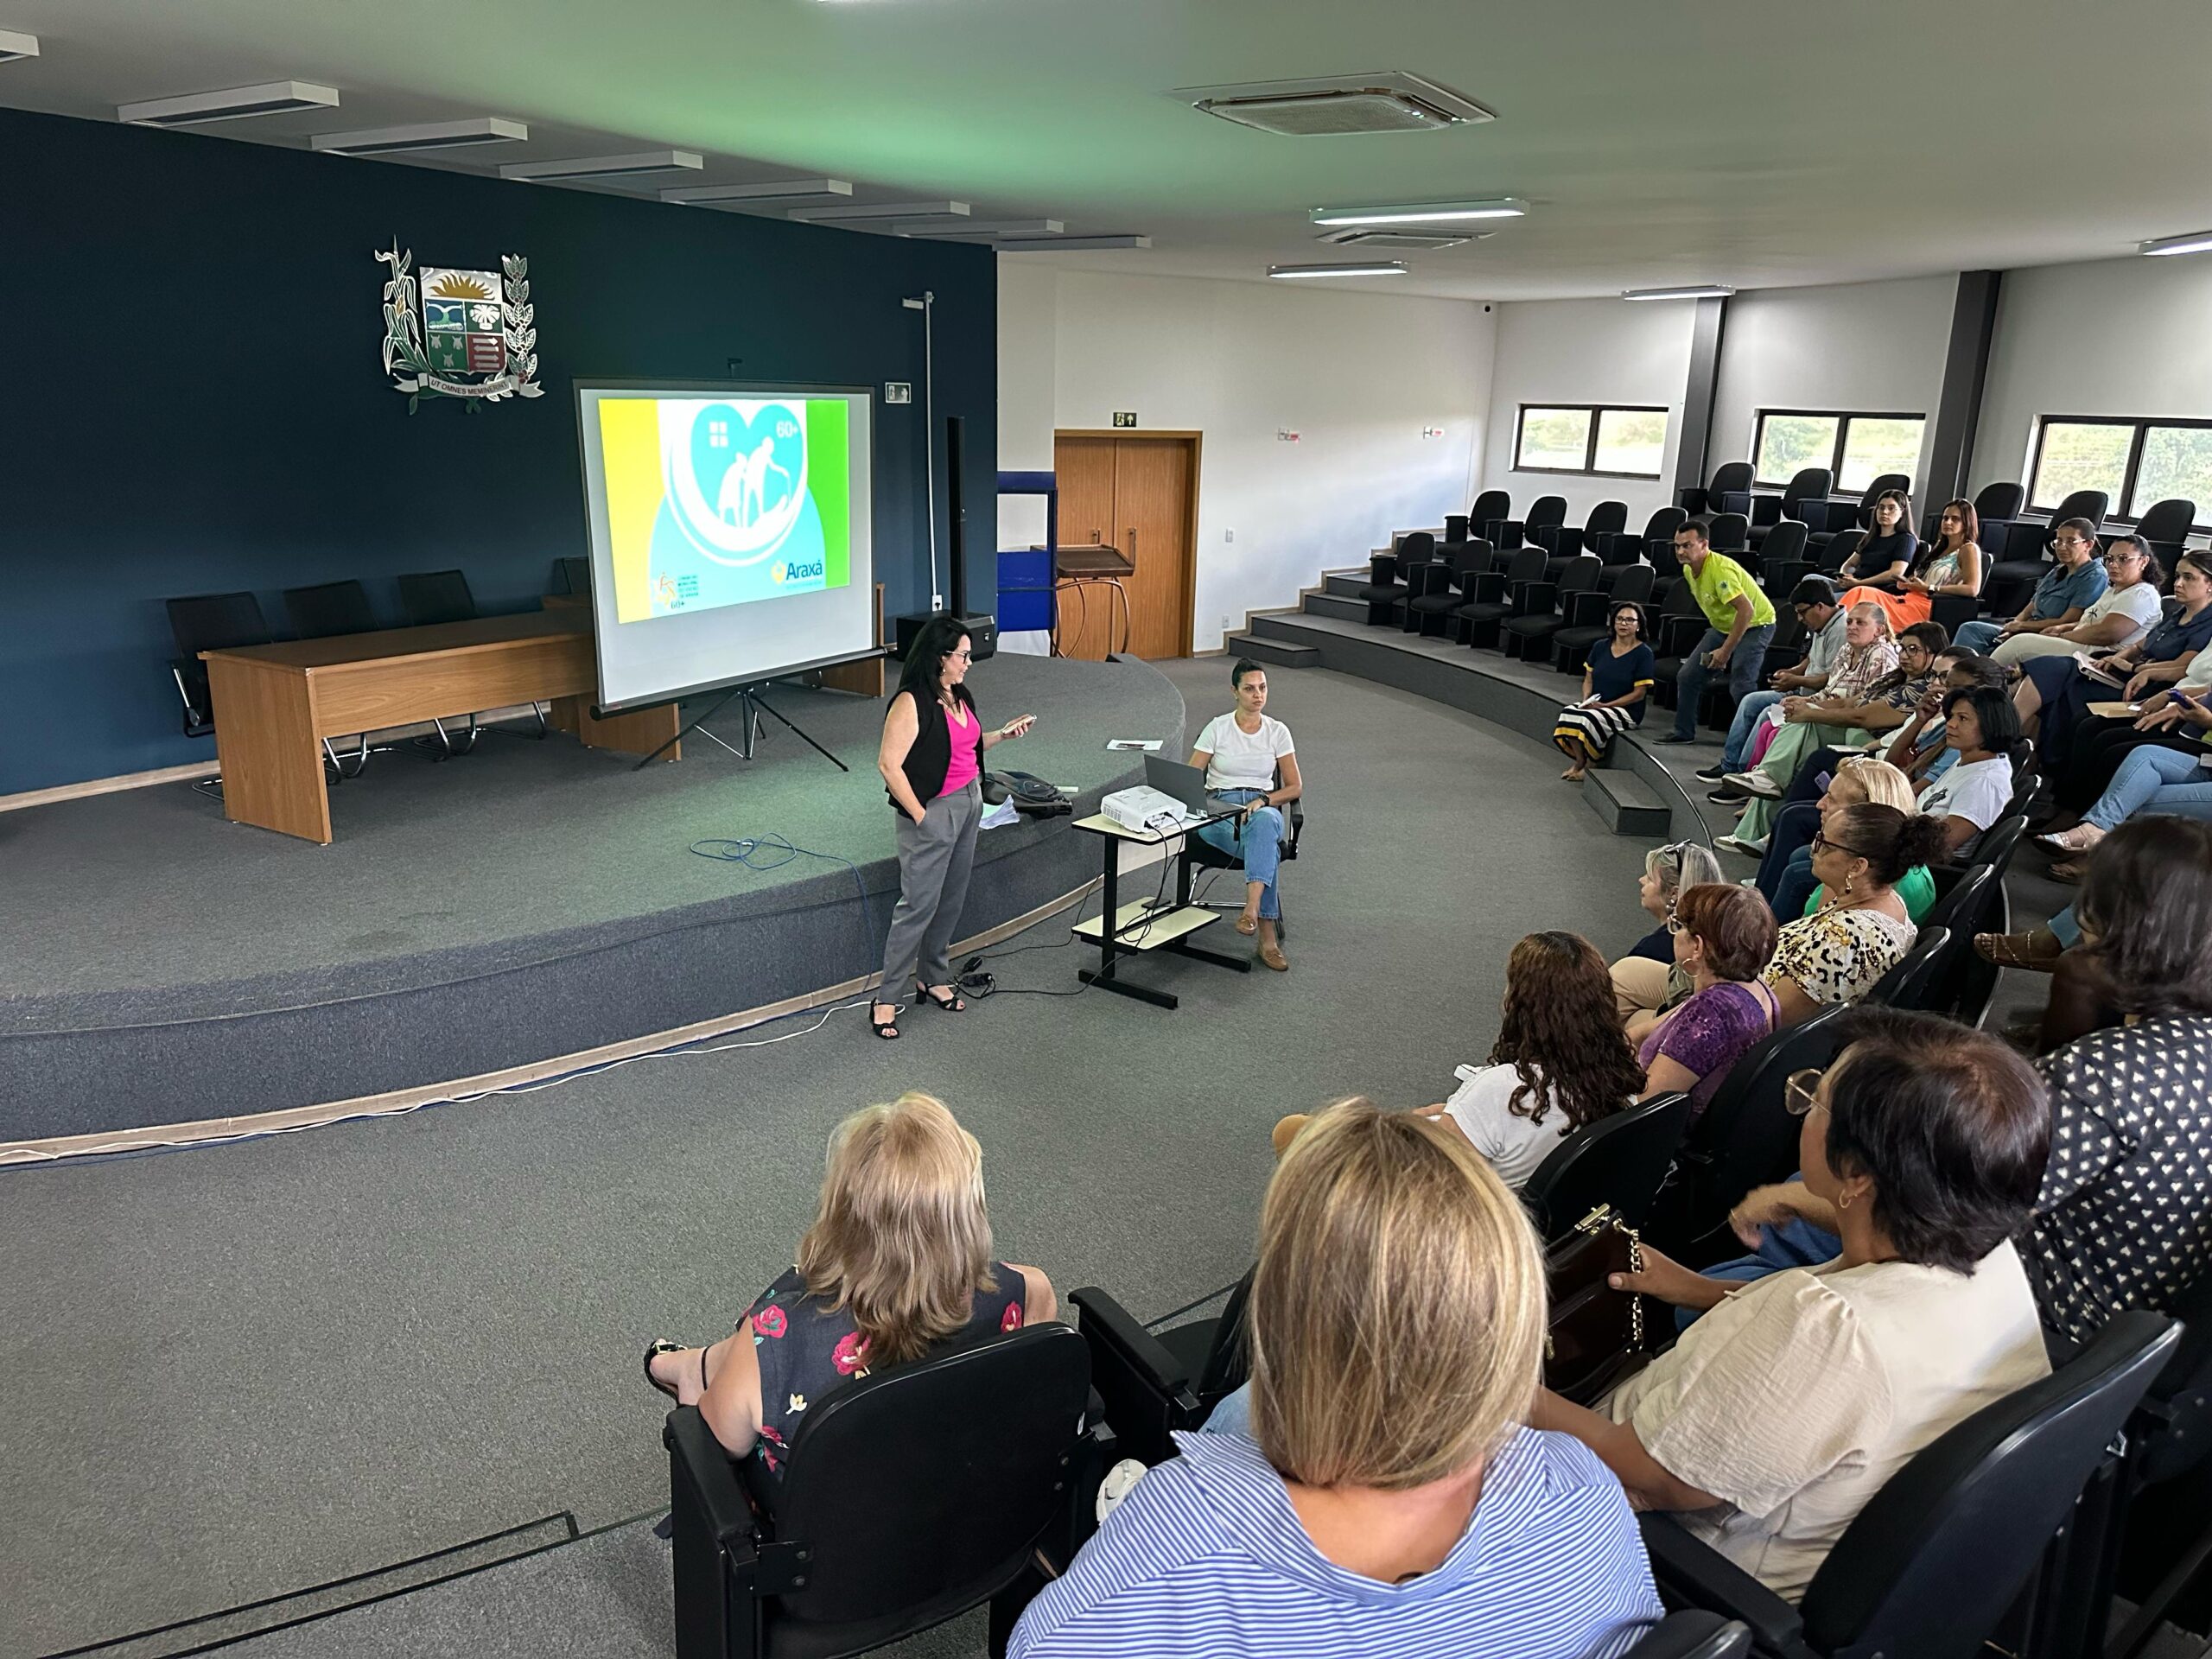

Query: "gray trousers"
left=880, top=780, right=983, bottom=994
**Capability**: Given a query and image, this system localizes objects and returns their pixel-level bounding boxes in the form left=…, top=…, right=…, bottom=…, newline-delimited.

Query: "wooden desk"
left=201, top=610, right=679, bottom=844
left=1068, top=810, right=1250, bottom=1007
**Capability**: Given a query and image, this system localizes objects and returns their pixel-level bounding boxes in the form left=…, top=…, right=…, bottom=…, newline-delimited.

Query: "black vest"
left=893, top=687, right=982, bottom=810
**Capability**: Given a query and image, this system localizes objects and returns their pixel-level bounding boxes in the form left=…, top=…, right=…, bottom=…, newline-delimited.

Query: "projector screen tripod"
left=631, top=683, right=849, bottom=772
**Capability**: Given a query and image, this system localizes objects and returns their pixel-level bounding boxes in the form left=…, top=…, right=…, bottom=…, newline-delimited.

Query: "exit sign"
left=1112, top=411, right=1137, bottom=428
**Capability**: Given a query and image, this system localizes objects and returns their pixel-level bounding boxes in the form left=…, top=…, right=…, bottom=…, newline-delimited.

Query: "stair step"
left=1303, top=592, right=1364, bottom=621
left=1582, top=766, right=1671, bottom=838
left=1323, top=574, right=1370, bottom=599
left=1226, top=632, right=1321, bottom=668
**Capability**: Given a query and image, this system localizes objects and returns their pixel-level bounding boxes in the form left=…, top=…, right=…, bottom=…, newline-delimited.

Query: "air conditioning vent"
left=1319, top=228, right=1487, bottom=250
left=1177, top=72, right=1494, bottom=137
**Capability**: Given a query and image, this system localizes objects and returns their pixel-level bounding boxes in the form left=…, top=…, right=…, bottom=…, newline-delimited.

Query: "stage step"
left=1322, top=574, right=1370, bottom=599
left=1225, top=632, right=1321, bottom=668
left=1302, top=591, right=1365, bottom=621
left=1583, top=765, right=1671, bottom=838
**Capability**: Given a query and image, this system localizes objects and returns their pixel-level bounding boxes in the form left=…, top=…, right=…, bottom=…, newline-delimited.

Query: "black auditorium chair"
left=1595, top=505, right=1685, bottom=594
left=280, top=579, right=390, bottom=779
left=1861, top=925, right=1952, bottom=1013
left=1404, top=539, right=1495, bottom=638
left=166, top=591, right=275, bottom=801
left=1680, top=461, right=1755, bottom=518
left=1072, top=1270, right=1254, bottom=1470
left=1491, top=493, right=1567, bottom=551
left=1518, top=1091, right=1694, bottom=1239
left=664, top=1323, right=1104, bottom=1659
left=1758, top=608, right=1808, bottom=686
left=1982, top=487, right=2110, bottom=619
left=1454, top=544, right=1546, bottom=648
left=1643, top=1004, right=1853, bottom=1264
left=1706, top=510, right=1751, bottom=556
left=1446, top=488, right=1510, bottom=547
left=1357, top=531, right=1432, bottom=626
left=2133, top=496, right=2196, bottom=575
left=396, top=569, right=548, bottom=753
left=1916, top=861, right=2006, bottom=1027
left=552, top=555, right=592, bottom=596
left=1754, top=519, right=1811, bottom=599
left=1625, top=1614, right=1753, bottom=1659
left=1746, top=467, right=1834, bottom=556
left=1966, top=480, right=2028, bottom=561
left=2097, top=1273, right=2212, bottom=1659
left=1503, top=554, right=1602, bottom=664
left=1552, top=564, right=1656, bottom=676
left=1639, top=1313, right=2179, bottom=1659
left=1644, top=580, right=1713, bottom=714
left=1802, top=472, right=1910, bottom=568
left=1537, top=499, right=1628, bottom=577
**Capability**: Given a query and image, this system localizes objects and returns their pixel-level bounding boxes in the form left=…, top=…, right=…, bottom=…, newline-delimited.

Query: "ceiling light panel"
left=1310, top=198, right=1525, bottom=226
left=998, top=235, right=1151, bottom=251
left=312, top=118, right=527, bottom=156
left=894, top=219, right=1065, bottom=238
left=1622, top=284, right=1735, bottom=300
left=1268, top=260, right=1409, bottom=279
left=2140, top=231, right=2212, bottom=257
left=0, top=28, right=39, bottom=62
left=663, top=178, right=852, bottom=206
left=1320, top=228, right=1482, bottom=250
left=502, top=149, right=702, bottom=181
left=118, top=80, right=340, bottom=126
left=788, top=200, right=969, bottom=222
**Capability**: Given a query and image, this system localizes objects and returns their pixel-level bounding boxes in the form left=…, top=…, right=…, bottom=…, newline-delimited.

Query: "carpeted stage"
left=0, top=652, right=1184, bottom=1147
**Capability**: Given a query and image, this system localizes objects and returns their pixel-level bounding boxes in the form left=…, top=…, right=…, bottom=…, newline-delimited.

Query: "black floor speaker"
left=894, top=613, right=998, bottom=662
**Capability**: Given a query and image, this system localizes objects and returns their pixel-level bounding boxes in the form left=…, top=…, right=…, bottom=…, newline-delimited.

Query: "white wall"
left=1974, top=255, right=2212, bottom=504
left=1479, top=298, right=1696, bottom=524
left=1709, top=276, right=1959, bottom=499
left=998, top=261, right=1495, bottom=652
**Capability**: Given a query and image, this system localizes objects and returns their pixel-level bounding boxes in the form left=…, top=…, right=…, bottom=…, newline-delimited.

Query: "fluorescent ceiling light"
left=1268, top=260, right=1409, bottom=280
left=118, top=80, right=340, bottom=127
left=895, top=219, right=1065, bottom=238
left=998, top=235, right=1152, bottom=251
left=0, top=28, right=40, bottom=62
left=502, top=149, right=702, bottom=181
left=662, top=177, right=852, bottom=205
left=2139, top=230, right=2212, bottom=257
left=789, top=200, right=970, bottom=222
left=312, top=118, right=527, bottom=156
left=1310, top=198, right=1525, bottom=226
left=1623, top=284, right=1735, bottom=300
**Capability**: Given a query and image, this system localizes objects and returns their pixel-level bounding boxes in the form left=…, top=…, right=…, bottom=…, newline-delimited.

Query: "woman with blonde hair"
left=1611, top=839, right=1728, bottom=1029
left=1012, top=1101, right=1660, bottom=1659
left=1753, top=756, right=1937, bottom=924
left=643, top=1092, right=1056, bottom=1471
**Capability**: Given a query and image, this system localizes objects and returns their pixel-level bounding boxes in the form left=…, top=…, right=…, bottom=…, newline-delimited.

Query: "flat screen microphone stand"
left=632, top=683, right=849, bottom=772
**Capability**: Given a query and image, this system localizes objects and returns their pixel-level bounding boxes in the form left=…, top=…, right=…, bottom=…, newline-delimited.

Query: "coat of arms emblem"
left=375, top=241, right=542, bottom=406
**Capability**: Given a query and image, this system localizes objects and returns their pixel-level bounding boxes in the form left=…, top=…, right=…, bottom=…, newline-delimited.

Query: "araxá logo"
left=658, top=399, right=809, bottom=568
left=771, top=558, right=827, bottom=585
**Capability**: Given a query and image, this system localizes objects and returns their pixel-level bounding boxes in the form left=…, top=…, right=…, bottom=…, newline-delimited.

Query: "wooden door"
left=1051, top=432, right=1196, bottom=660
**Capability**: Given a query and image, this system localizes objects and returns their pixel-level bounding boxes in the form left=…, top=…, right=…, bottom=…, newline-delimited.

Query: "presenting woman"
left=1191, top=660, right=1304, bottom=972
left=1840, top=497, right=1983, bottom=632
left=872, top=616, right=1034, bottom=1040
left=1554, top=601, right=1656, bottom=782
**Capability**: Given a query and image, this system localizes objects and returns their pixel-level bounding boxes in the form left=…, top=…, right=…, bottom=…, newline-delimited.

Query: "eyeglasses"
left=1784, top=1067, right=1828, bottom=1116
left=2054, top=536, right=2090, bottom=550
left=946, top=650, right=973, bottom=662
left=1810, top=831, right=1869, bottom=859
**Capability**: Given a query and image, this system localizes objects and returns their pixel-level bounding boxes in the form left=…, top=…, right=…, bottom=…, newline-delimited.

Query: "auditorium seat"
left=1453, top=544, right=1546, bottom=647
left=1645, top=580, right=1713, bottom=711
left=1802, top=472, right=1910, bottom=568
left=1746, top=467, right=1833, bottom=556
left=1445, top=488, right=1511, bottom=547
left=1967, top=480, right=2029, bottom=562
left=1861, top=925, right=1953, bottom=1013
left=1537, top=499, right=1629, bottom=578
left=1638, top=1313, right=2177, bottom=1659
left=1981, top=487, right=2109, bottom=618
left=1680, top=461, right=1754, bottom=519
left=1405, top=539, right=1495, bottom=637
left=1072, top=1270, right=1254, bottom=1471
left=1357, top=531, right=1432, bottom=625
left=1491, top=493, right=1567, bottom=551
left=2132, top=497, right=2196, bottom=578
left=1519, top=1090, right=1694, bottom=1239
left=1503, top=554, right=1602, bottom=663
left=1753, top=519, right=1811, bottom=598
left=283, top=579, right=378, bottom=640
left=664, top=1322, right=1103, bottom=1659
left=1596, top=505, right=1685, bottom=593
left=1552, top=563, right=1656, bottom=674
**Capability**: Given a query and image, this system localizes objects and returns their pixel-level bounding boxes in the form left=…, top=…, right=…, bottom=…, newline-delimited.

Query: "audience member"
left=2048, top=649, right=2212, bottom=815
left=1762, top=805, right=1947, bottom=1023
left=1191, top=659, right=1304, bottom=971
left=1840, top=497, right=1982, bottom=632
left=1753, top=757, right=1932, bottom=925
left=1534, top=1010, right=2052, bottom=1603
left=1012, top=1102, right=1664, bottom=1659
left=1554, top=601, right=1656, bottom=783
left=2033, top=704, right=2212, bottom=879
left=2024, top=819, right=2212, bottom=1346
left=1635, top=884, right=1782, bottom=1114
left=1433, top=933, right=1648, bottom=1187
left=1991, top=534, right=2163, bottom=665
left=1953, top=518, right=2109, bottom=657
left=2012, top=550, right=2212, bottom=775
left=1612, top=840, right=1727, bottom=1028
left=1912, top=685, right=2024, bottom=859
left=1698, top=577, right=1845, bottom=783
left=1658, top=519, right=1777, bottom=744
left=1713, top=601, right=1899, bottom=819
left=642, top=1092, right=1055, bottom=1472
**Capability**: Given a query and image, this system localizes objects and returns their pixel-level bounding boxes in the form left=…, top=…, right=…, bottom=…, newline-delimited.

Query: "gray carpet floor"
left=0, top=657, right=1650, bottom=1656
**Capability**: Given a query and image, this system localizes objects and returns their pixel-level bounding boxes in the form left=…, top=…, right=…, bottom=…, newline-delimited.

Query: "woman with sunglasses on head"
left=1611, top=840, right=1727, bottom=1032
left=871, top=614, right=1035, bottom=1039
left=1762, top=804, right=1948, bottom=1027
left=1553, top=601, right=1656, bottom=783
left=1534, top=1010, right=2051, bottom=1604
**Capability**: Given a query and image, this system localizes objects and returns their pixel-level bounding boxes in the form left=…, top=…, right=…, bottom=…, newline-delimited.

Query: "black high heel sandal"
left=870, top=1002, right=903, bottom=1039
left=914, top=982, right=967, bottom=1014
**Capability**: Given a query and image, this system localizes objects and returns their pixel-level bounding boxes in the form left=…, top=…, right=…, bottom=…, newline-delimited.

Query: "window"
left=1751, top=410, right=1927, bottom=491
left=1513, top=404, right=1669, bottom=479
left=2028, top=416, right=2212, bottom=527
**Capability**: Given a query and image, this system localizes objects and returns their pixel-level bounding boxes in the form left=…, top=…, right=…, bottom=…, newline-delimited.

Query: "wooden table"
left=200, top=610, right=679, bottom=844
left=1068, top=810, right=1251, bottom=1008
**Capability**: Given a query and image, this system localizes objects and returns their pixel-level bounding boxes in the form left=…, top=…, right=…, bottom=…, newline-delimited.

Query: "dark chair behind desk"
left=553, top=554, right=592, bottom=596
left=281, top=579, right=390, bottom=779
left=1179, top=764, right=1303, bottom=935
left=664, top=1323, right=1104, bottom=1659
left=396, top=569, right=548, bottom=753
left=166, top=591, right=275, bottom=801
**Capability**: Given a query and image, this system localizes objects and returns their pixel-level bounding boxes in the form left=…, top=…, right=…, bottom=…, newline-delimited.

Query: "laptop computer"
left=1145, top=754, right=1245, bottom=822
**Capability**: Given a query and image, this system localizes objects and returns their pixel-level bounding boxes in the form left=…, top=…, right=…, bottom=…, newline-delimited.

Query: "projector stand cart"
left=632, top=683, right=849, bottom=772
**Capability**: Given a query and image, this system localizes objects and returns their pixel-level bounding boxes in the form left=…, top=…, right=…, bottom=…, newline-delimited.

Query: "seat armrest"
left=1493, top=518, right=1529, bottom=549
left=1678, top=487, right=1713, bottom=516
left=1465, top=569, right=1510, bottom=605
left=1071, top=1287, right=1196, bottom=1394
left=1368, top=552, right=1398, bottom=586
left=665, top=1408, right=760, bottom=1548
left=1512, top=580, right=1558, bottom=616
left=1796, top=499, right=1853, bottom=535
left=1929, top=591, right=1982, bottom=632
left=1552, top=525, right=1587, bottom=557
left=1637, top=1515, right=1812, bottom=1658
left=1751, top=495, right=1784, bottom=529
left=1406, top=563, right=1448, bottom=601
left=1564, top=589, right=1609, bottom=627
left=1717, top=490, right=1754, bottom=518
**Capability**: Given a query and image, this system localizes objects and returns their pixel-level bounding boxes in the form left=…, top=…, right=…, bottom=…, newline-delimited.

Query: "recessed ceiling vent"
left=1177, top=72, right=1493, bottom=137
left=1319, top=228, right=1486, bottom=249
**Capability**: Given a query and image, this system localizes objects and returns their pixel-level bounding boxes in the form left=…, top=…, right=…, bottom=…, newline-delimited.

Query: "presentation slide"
left=575, top=382, right=875, bottom=712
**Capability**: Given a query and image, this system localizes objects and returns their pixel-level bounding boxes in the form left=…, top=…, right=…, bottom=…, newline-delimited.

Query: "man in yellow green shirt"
left=1657, top=519, right=1778, bottom=742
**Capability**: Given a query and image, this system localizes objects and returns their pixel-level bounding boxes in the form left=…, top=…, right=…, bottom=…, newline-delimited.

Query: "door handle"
left=1127, top=529, right=1137, bottom=564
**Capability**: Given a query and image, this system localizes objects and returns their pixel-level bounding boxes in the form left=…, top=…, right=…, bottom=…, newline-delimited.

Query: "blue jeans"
left=1754, top=802, right=1822, bottom=909
left=1955, top=619, right=2007, bottom=657
left=1724, top=690, right=1785, bottom=771
left=2051, top=905, right=2081, bottom=947
left=2084, top=742, right=2212, bottom=830
left=1675, top=625, right=1777, bottom=739
left=1771, top=847, right=1821, bottom=922
left=2022, top=653, right=2094, bottom=772
left=1195, top=789, right=1283, bottom=920
left=1674, top=1179, right=1841, bottom=1332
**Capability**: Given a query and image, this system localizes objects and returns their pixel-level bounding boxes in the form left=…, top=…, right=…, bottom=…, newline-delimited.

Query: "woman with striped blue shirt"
left=1009, top=1101, right=1661, bottom=1659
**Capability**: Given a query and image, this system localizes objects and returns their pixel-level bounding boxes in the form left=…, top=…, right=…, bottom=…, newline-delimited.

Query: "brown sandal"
left=1974, top=930, right=2063, bottom=972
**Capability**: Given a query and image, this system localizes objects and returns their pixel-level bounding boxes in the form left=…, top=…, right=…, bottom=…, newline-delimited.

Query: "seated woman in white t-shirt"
left=1916, top=685, right=2024, bottom=861
left=1533, top=1009, right=2052, bottom=1603
left=1991, top=536, right=2164, bottom=665
left=1190, top=660, right=1304, bottom=971
left=1433, top=931, right=1648, bottom=1187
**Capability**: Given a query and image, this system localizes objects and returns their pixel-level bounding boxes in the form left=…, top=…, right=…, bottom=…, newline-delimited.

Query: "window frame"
left=2027, top=414, right=2212, bottom=531
left=1511, top=403, right=1670, bottom=481
left=1749, top=408, right=1928, bottom=492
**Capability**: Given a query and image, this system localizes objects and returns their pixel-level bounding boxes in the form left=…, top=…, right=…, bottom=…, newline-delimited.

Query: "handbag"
left=1544, top=1204, right=1652, bottom=1405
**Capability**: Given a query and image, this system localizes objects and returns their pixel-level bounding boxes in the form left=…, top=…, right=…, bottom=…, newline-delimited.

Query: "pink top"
left=938, top=702, right=982, bottom=798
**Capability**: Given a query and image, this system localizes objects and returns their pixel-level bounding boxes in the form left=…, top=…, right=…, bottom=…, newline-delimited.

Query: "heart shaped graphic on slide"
left=690, top=403, right=803, bottom=537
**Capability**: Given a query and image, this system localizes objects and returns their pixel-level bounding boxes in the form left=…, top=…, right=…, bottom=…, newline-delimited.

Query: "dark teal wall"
left=0, top=106, right=995, bottom=793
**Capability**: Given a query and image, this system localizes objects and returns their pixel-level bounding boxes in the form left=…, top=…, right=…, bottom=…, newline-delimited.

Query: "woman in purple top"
left=1637, top=883, right=1781, bottom=1114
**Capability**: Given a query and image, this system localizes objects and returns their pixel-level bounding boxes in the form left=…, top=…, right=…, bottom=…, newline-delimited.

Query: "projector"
left=1102, top=785, right=1190, bottom=836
